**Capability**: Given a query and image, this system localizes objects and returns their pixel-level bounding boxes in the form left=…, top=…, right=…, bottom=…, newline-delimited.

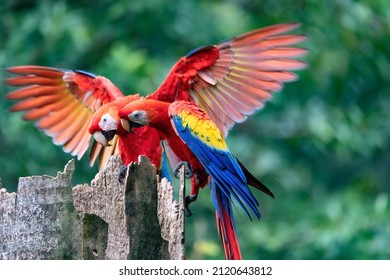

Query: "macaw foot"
left=174, top=161, right=193, bottom=179
left=118, top=165, right=127, bottom=183
left=184, top=194, right=198, bottom=217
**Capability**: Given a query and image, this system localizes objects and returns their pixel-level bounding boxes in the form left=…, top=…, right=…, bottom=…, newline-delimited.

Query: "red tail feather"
left=215, top=208, right=242, bottom=260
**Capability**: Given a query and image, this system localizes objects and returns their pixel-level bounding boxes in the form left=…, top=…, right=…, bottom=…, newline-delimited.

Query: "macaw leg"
left=173, top=162, right=199, bottom=216
left=185, top=194, right=198, bottom=217
left=185, top=175, right=201, bottom=216
left=118, top=164, right=127, bottom=183
left=174, top=161, right=193, bottom=179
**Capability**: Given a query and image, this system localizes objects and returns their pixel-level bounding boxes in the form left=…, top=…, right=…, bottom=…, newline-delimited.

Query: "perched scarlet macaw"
left=4, top=23, right=306, bottom=174
left=118, top=99, right=273, bottom=259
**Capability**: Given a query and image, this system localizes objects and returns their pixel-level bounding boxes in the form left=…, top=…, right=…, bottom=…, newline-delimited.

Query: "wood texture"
left=0, top=155, right=185, bottom=260
left=0, top=160, right=82, bottom=260
left=72, top=155, right=129, bottom=260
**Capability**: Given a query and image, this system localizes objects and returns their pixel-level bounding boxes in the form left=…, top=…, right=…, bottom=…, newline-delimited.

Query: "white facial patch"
left=99, top=113, right=118, bottom=131
left=129, top=110, right=149, bottom=125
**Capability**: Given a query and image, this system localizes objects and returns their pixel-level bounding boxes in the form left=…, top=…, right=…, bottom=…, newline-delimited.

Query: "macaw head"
left=119, top=99, right=170, bottom=134
left=88, top=104, right=119, bottom=146
left=88, top=95, right=144, bottom=146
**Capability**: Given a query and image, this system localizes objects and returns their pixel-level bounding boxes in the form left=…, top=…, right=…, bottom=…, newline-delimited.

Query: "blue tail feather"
left=159, top=151, right=172, bottom=182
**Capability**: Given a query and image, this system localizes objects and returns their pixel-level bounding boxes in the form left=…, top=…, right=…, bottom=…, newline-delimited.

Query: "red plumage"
left=88, top=96, right=164, bottom=169
left=119, top=99, right=274, bottom=259
left=5, top=22, right=306, bottom=171
left=216, top=198, right=242, bottom=260
left=5, top=23, right=306, bottom=259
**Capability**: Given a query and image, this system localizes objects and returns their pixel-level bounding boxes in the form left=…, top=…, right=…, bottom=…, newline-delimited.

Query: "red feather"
left=216, top=204, right=242, bottom=260
left=5, top=22, right=306, bottom=168
left=119, top=99, right=274, bottom=260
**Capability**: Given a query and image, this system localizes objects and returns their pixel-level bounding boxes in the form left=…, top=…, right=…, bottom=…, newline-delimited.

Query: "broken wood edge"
left=0, top=155, right=185, bottom=260
left=0, top=159, right=82, bottom=260
left=0, top=155, right=185, bottom=259
left=157, top=164, right=186, bottom=260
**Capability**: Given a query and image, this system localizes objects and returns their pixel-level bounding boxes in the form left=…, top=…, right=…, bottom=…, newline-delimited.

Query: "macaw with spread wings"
left=4, top=23, right=306, bottom=174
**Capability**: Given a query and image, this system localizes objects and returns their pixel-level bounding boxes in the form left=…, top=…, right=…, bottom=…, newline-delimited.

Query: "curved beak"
left=121, top=119, right=131, bottom=133
left=93, top=130, right=116, bottom=146
left=121, top=118, right=141, bottom=134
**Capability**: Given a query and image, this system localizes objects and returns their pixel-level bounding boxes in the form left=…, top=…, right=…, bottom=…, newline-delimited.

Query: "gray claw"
left=174, top=161, right=193, bottom=179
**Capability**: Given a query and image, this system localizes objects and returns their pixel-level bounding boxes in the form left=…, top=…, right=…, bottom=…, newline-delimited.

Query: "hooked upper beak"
left=121, top=118, right=143, bottom=134
left=93, top=129, right=116, bottom=146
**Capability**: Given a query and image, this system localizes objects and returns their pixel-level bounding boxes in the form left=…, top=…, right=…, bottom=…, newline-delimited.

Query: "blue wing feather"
left=171, top=114, right=261, bottom=220
left=74, top=69, right=97, bottom=78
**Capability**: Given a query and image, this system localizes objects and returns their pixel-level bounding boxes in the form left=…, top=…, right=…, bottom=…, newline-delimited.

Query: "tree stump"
left=0, top=155, right=185, bottom=260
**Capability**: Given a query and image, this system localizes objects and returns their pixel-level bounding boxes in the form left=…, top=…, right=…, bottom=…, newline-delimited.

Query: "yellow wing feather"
left=178, top=109, right=228, bottom=151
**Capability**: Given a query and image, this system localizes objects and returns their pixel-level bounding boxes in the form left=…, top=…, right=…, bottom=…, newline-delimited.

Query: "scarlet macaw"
left=5, top=22, right=306, bottom=194
left=4, top=67, right=164, bottom=173
left=87, top=95, right=165, bottom=171
left=118, top=99, right=273, bottom=259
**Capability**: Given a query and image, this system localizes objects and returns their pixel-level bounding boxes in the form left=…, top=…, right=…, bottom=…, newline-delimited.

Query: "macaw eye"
left=103, top=118, right=107, bottom=122
left=132, top=112, right=140, bottom=118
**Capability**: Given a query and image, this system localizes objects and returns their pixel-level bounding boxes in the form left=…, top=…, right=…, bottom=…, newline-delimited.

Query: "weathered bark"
left=0, top=161, right=82, bottom=260
left=82, top=214, right=108, bottom=260
left=158, top=175, right=186, bottom=260
left=126, top=158, right=170, bottom=259
left=72, top=155, right=129, bottom=260
left=0, top=155, right=185, bottom=260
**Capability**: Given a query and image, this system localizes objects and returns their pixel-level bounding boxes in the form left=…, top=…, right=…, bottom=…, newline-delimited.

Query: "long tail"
left=213, top=182, right=242, bottom=260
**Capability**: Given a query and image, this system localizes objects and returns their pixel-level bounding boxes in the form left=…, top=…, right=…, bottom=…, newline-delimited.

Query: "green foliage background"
left=1, top=0, right=389, bottom=259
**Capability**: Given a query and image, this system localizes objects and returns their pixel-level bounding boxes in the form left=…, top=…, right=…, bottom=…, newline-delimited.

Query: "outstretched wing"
left=5, top=65, right=124, bottom=168
left=151, top=22, right=307, bottom=136
left=168, top=101, right=260, bottom=219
